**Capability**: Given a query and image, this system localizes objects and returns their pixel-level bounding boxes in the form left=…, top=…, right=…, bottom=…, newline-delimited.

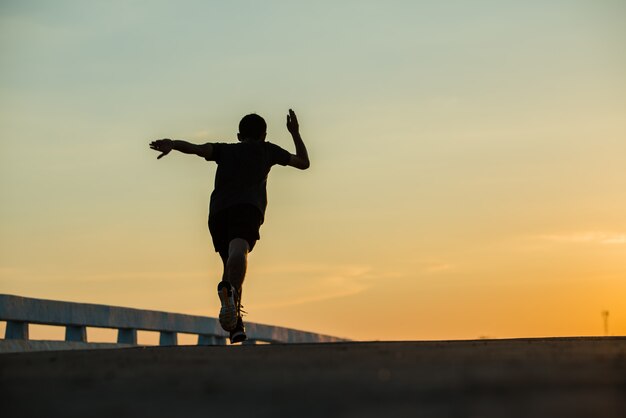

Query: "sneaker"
left=217, top=281, right=238, bottom=331
left=230, top=317, right=247, bottom=344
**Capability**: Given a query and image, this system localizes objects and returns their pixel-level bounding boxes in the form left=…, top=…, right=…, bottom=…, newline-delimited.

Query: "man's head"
left=238, top=113, right=267, bottom=142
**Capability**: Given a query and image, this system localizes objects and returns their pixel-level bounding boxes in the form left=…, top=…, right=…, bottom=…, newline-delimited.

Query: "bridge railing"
left=0, top=294, right=348, bottom=348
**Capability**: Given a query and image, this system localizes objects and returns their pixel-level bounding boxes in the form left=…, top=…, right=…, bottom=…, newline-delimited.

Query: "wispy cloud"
left=251, top=276, right=369, bottom=309
left=248, top=263, right=375, bottom=310
left=187, top=129, right=214, bottom=140
left=402, top=259, right=454, bottom=274
left=0, top=269, right=210, bottom=284
left=0, top=267, right=23, bottom=276
left=422, top=262, right=453, bottom=273
left=253, top=263, right=370, bottom=276
left=538, top=231, right=626, bottom=245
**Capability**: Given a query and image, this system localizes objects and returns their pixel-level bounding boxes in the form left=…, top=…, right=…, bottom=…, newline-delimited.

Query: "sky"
left=1, top=0, right=625, bottom=342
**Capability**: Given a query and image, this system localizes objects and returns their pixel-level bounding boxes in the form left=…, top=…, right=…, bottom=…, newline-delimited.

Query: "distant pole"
left=601, top=310, right=609, bottom=336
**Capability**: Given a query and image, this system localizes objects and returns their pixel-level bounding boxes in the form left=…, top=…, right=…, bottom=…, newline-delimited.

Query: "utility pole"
left=601, top=310, right=609, bottom=336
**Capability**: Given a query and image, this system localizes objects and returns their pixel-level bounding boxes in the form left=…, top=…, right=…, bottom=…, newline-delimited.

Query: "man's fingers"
left=289, top=109, right=298, bottom=123
left=287, top=109, right=298, bottom=126
left=150, top=138, right=170, bottom=146
left=151, top=139, right=171, bottom=158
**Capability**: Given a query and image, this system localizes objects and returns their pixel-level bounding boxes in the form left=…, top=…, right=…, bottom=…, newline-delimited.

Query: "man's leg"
left=216, top=241, right=241, bottom=332
left=224, top=238, right=249, bottom=298
left=222, top=238, right=249, bottom=343
left=216, top=238, right=249, bottom=336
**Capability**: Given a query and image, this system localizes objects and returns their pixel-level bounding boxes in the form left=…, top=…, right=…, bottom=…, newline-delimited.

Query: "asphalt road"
left=1, top=337, right=625, bottom=418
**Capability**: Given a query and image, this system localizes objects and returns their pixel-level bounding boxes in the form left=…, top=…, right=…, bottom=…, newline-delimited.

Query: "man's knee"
left=228, top=238, right=250, bottom=258
left=227, top=238, right=249, bottom=264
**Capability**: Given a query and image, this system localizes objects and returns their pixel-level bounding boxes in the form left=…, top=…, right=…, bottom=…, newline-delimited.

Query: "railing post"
left=65, top=325, right=87, bottom=342
left=198, top=335, right=227, bottom=346
left=5, top=321, right=29, bottom=339
left=159, top=331, right=177, bottom=346
left=117, top=328, right=137, bottom=345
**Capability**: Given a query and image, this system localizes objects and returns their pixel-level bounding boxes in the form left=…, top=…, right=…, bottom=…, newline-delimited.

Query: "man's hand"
left=285, top=109, right=310, bottom=170
left=286, top=109, right=299, bottom=135
left=150, top=139, right=173, bottom=159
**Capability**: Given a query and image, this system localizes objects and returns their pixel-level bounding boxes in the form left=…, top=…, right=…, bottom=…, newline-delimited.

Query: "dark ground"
left=1, top=337, right=625, bottom=418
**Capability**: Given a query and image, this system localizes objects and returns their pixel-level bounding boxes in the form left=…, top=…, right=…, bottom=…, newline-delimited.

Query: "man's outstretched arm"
left=286, top=109, right=310, bottom=170
left=149, top=139, right=214, bottom=160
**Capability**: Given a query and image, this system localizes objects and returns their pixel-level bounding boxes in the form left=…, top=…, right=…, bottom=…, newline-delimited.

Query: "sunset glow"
left=1, top=1, right=625, bottom=341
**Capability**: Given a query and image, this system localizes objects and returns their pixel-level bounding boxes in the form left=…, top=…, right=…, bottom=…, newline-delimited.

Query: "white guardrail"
left=0, top=294, right=348, bottom=351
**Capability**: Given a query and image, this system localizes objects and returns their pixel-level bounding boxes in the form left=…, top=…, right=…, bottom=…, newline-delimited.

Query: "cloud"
left=247, top=263, right=375, bottom=309
left=538, top=231, right=626, bottom=245
left=0, top=267, right=23, bottom=276
left=0, top=269, right=210, bottom=284
left=423, top=262, right=453, bottom=273
left=187, top=129, right=213, bottom=140
left=402, top=259, right=454, bottom=274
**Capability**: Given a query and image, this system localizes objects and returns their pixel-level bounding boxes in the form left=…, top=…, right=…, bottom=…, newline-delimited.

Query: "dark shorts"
left=208, top=204, right=262, bottom=260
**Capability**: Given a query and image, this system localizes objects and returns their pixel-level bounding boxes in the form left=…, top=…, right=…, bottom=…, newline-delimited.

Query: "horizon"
left=1, top=1, right=625, bottom=341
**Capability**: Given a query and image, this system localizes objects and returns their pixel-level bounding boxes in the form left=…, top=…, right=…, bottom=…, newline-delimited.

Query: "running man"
left=149, top=109, right=309, bottom=343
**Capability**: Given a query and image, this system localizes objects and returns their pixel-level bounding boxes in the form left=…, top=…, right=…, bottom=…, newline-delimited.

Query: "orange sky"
left=1, top=1, right=625, bottom=341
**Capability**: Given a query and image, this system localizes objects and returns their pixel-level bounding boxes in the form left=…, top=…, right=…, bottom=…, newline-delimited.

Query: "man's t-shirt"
left=207, top=141, right=291, bottom=222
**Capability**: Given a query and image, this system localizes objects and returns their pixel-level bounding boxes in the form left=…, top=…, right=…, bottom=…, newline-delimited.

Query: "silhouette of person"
left=150, top=109, right=309, bottom=343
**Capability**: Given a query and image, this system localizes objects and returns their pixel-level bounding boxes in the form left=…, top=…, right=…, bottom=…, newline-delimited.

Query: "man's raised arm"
left=286, top=109, right=310, bottom=170
left=149, top=139, right=214, bottom=160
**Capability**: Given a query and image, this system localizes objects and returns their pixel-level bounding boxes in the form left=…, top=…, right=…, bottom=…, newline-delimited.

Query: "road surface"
left=1, top=337, right=625, bottom=417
